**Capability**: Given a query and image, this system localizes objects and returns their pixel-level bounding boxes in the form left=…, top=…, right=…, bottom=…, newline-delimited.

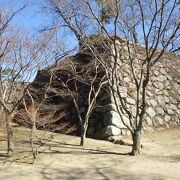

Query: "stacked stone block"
left=93, top=54, right=180, bottom=139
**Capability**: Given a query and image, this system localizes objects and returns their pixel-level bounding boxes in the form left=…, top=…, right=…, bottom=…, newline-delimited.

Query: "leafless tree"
left=45, top=0, right=179, bottom=155
left=82, top=0, right=179, bottom=155
left=43, top=0, right=90, bottom=44
left=21, top=72, right=53, bottom=162
left=0, top=5, right=30, bottom=158
left=0, top=5, right=60, bottom=157
left=49, top=56, right=107, bottom=146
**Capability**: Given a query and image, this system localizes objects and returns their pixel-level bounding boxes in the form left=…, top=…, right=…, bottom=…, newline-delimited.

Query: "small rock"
left=155, top=89, right=163, bottom=95
left=165, top=81, right=171, bottom=89
left=151, top=76, right=157, bottom=81
left=156, top=62, right=164, bottom=68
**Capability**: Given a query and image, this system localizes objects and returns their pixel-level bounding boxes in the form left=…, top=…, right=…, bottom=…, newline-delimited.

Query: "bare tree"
left=0, top=7, right=59, bottom=158
left=0, top=6, right=29, bottom=158
left=21, top=72, right=53, bottom=162
left=43, top=0, right=90, bottom=44
left=49, top=55, right=107, bottom=146
left=82, top=0, right=179, bottom=155
left=45, top=0, right=179, bottom=155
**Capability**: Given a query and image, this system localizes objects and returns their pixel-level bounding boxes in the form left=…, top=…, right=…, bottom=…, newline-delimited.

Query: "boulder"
left=166, top=75, right=172, bottom=81
left=87, top=127, right=95, bottom=137
left=144, top=126, right=155, bottom=133
left=154, top=116, right=164, bottom=125
left=156, top=107, right=165, bottom=116
left=98, top=103, right=117, bottom=113
left=124, top=77, right=131, bottom=83
left=163, top=90, right=169, bottom=96
left=170, top=97, right=177, bottom=104
left=107, top=135, right=123, bottom=143
left=157, top=96, right=165, bottom=106
left=148, top=99, right=158, bottom=107
left=147, top=89, right=154, bottom=97
left=164, top=96, right=170, bottom=103
left=170, top=104, right=177, bottom=111
left=146, top=107, right=156, bottom=118
left=160, top=68, right=166, bottom=75
left=155, top=89, right=163, bottom=95
left=118, top=86, right=128, bottom=98
left=103, top=111, right=128, bottom=128
left=126, top=97, right=136, bottom=105
left=101, top=125, right=121, bottom=137
left=157, top=74, right=166, bottom=82
left=151, top=76, right=157, bottom=81
left=145, top=116, right=153, bottom=126
left=165, top=81, right=171, bottom=89
left=167, top=109, right=174, bottom=115
left=153, top=82, right=164, bottom=89
left=164, top=115, right=171, bottom=122
left=153, top=70, right=159, bottom=76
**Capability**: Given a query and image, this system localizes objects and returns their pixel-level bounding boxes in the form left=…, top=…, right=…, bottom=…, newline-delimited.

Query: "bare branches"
left=0, top=5, right=25, bottom=35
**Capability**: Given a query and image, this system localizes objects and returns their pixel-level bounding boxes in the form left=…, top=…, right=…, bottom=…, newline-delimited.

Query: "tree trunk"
left=6, top=115, right=14, bottom=158
left=81, top=125, right=89, bottom=147
left=80, top=133, right=85, bottom=147
left=80, top=126, right=85, bottom=146
left=130, top=130, right=141, bottom=156
left=31, top=116, right=38, bottom=162
left=80, top=119, right=89, bottom=146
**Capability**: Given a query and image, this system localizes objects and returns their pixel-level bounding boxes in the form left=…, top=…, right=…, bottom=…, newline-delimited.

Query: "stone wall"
left=87, top=43, right=180, bottom=139
left=16, top=38, right=180, bottom=140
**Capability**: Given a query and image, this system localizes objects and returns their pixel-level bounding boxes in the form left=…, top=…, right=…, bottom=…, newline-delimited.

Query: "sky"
left=0, top=0, right=47, bottom=31
left=0, top=0, right=78, bottom=54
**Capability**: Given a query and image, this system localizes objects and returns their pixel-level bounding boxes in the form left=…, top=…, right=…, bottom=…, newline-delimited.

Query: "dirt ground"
left=0, top=125, right=180, bottom=180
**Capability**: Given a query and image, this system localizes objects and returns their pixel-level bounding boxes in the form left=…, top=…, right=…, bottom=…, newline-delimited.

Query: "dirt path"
left=0, top=126, right=180, bottom=180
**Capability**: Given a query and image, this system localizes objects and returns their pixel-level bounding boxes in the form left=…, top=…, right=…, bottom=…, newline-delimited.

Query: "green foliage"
left=2, top=68, right=16, bottom=76
left=1, top=68, right=21, bottom=79
left=96, top=0, right=115, bottom=25
left=88, top=34, right=104, bottom=43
